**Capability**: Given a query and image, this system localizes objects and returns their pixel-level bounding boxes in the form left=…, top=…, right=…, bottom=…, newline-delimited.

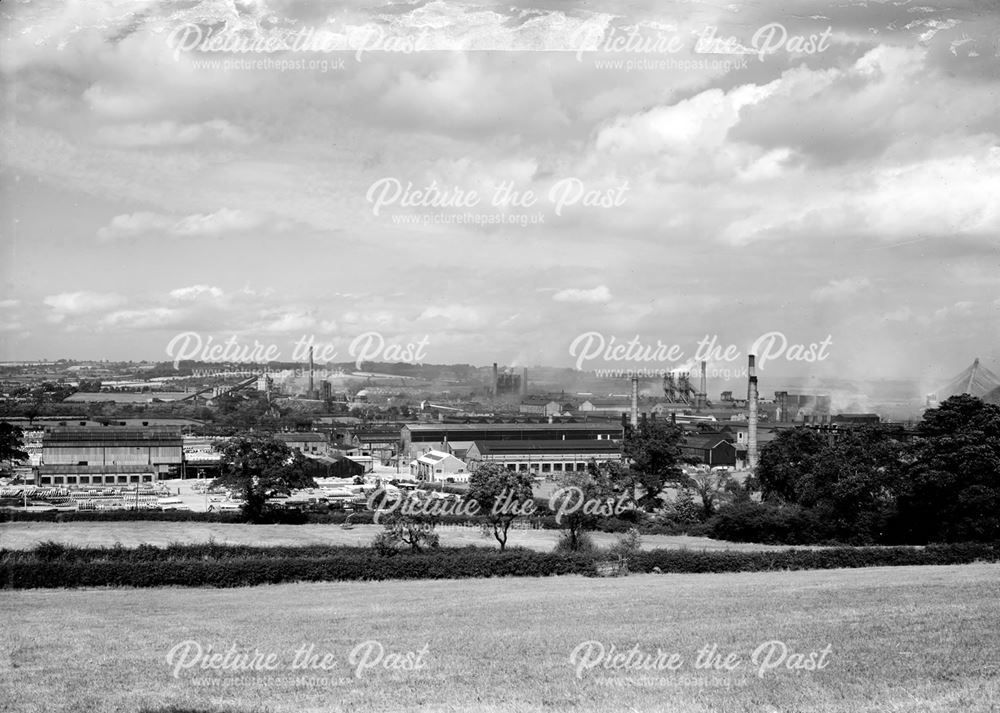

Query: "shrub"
left=607, top=528, right=643, bottom=563
left=33, top=540, right=70, bottom=561
left=554, top=531, right=597, bottom=554
left=706, top=501, right=832, bottom=545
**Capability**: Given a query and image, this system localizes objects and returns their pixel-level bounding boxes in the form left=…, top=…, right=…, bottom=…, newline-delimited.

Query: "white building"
left=411, top=450, right=470, bottom=483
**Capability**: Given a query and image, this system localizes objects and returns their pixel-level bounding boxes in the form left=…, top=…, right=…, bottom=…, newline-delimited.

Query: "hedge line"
left=2, top=550, right=596, bottom=588
left=2, top=542, right=997, bottom=589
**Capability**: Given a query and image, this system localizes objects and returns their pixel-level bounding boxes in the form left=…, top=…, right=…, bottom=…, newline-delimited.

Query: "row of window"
left=502, top=462, right=590, bottom=472
left=38, top=474, right=156, bottom=485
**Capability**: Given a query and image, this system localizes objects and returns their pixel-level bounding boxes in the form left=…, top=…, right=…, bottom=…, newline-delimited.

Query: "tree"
left=212, top=435, right=317, bottom=522
left=622, top=417, right=686, bottom=510
left=689, top=469, right=735, bottom=519
left=0, top=422, right=28, bottom=473
left=754, top=428, right=827, bottom=503
left=467, top=462, right=535, bottom=551
left=798, top=425, right=907, bottom=542
left=551, top=466, right=615, bottom=551
left=898, top=395, right=1000, bottom=543
left=372, top=511, right=440, bottom=554
left=368, top=488, right=442, bottom=553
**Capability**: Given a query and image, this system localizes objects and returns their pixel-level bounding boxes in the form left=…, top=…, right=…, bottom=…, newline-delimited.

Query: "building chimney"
left=698, top=360, right=707, bottom=410
left=308, top=346, right=315, bottom=398
left=748, top=354, right=758, bottom=471
left=521, top=367, right=528, bottom=397
left=630, top=375, right=639, bottom=429
left=492, top=362, right=499, bottom=398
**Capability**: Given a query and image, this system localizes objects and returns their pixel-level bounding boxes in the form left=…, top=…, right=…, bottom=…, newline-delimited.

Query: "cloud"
left=97, top=208, right=263, bottom=241
left=100, top=308, right=183, bottom=330
left=0, top=299, right=21, bottom=309
left=552, top=286, right=613, bottom=304
left=43, top=291, right=125, bottom=318
left=169, top=285, right=225, bottom=301
left=172, top=208, right=262, bottom=237
left=94, top=120, right=253, bottom=148
left=811, top=277, right=872, bottom=301
left=417, top=305, right=483, bottom=329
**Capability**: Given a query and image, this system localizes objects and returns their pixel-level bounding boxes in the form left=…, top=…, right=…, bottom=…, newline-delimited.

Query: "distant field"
left=1, top=564, right=998, bottom=713
left=0, top=521, right=802, bottom=552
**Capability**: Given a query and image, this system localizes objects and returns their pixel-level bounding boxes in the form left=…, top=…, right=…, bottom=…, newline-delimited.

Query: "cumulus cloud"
left=169, top=285, right=225, bottom=301
left=552, top=286, right=613, bottom=304
left=811, top=277, right=873, bottom=301
left=43, top=291, right=125, bottom=318
left=94, top=120, right=253, bottom=148
left=97, top=208, right=263, bottom=241
left=100, top=308, right=183, bottom=330
left=418, top=305, right=483, bottom=329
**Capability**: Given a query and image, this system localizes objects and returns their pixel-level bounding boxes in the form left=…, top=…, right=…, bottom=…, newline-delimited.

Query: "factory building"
left=411, top=450, right=470, bottom=483
left=400, top=422, right=623, bottom=456
left=488, top=364, right=529, bottom=398
left=679, top=436, right=739, bottom=468
left=41, top=427, right=183, bottom=479
left=518, top=397, right=564, bottom=416
left=273, top=432, right=329, bottom=455
left=36, top=464, right=157, bottom=487
left=350, top=427, right=399, bottom=462
left=465, top=439, right=623, bottom=474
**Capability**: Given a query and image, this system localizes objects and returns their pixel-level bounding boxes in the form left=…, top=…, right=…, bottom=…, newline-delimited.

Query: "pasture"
left=0, top=521, right=800, bottom=552
left=1, top=564, right=998, bottom=712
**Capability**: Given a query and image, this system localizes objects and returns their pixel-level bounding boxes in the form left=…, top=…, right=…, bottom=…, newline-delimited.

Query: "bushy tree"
left=468, top=462, right=535, bottom=551
left=755, top=428, right=827, bottom=502
left=898, top=395, right=1000, bottom=542
left=372, top=512, right=440, bottom=554
left=552, top=468, right=614, bottom=551
left=622, top=417, right=686, bottom=510
left=0, top=422, right=29, bottom=472
left=212, top=435, right=317, bottom=522
left=688, top=470, right=735, bottom=519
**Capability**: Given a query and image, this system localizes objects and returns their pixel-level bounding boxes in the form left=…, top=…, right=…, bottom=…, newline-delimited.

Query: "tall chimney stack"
left=630, top=375, right=639, bottom=429
left=698, top=360, right=707, bottom=410
left=308, top=346, right=314, bottom=398
left=521, top=367, right=528, bottom=397
left=748, top=354, right=758, bottom=471
left=492, top=363, right=499, bottom=398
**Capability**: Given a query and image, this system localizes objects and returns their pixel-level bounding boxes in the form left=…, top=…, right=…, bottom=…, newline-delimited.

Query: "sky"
left=1, top=0, right=999, bottom=383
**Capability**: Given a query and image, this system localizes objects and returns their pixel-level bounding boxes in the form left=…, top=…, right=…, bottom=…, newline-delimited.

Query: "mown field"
left=1, top=564, right=998, bottom=713
left=0, top=521, right=801, bottom=552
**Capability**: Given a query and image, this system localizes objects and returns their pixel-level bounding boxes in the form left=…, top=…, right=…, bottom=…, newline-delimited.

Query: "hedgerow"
left=1, top=541, right=996, bottom=589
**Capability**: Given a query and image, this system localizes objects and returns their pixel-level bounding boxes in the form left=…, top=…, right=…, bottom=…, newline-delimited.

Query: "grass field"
left=0, top=521, right=800, bottom=552
left=1, top=564, right=998, bottom=713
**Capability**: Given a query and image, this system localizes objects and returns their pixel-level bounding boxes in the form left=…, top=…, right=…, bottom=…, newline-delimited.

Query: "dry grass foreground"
left=0, top=521, right=805, bottom=552
left=1, top=564, right=998, bottom=713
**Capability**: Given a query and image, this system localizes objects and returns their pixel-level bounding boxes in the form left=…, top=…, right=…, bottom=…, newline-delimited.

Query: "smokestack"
left=698, top=360, right=707, bottom=410
left=308, top=346, right=314, bottom=398
left=521, top=367, right=528, bottom=397
left=630, top=376, right=639, bottom=429
left=492, top=362, right=498, bottom=398
left=748, top=354, right=758, bottom=471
